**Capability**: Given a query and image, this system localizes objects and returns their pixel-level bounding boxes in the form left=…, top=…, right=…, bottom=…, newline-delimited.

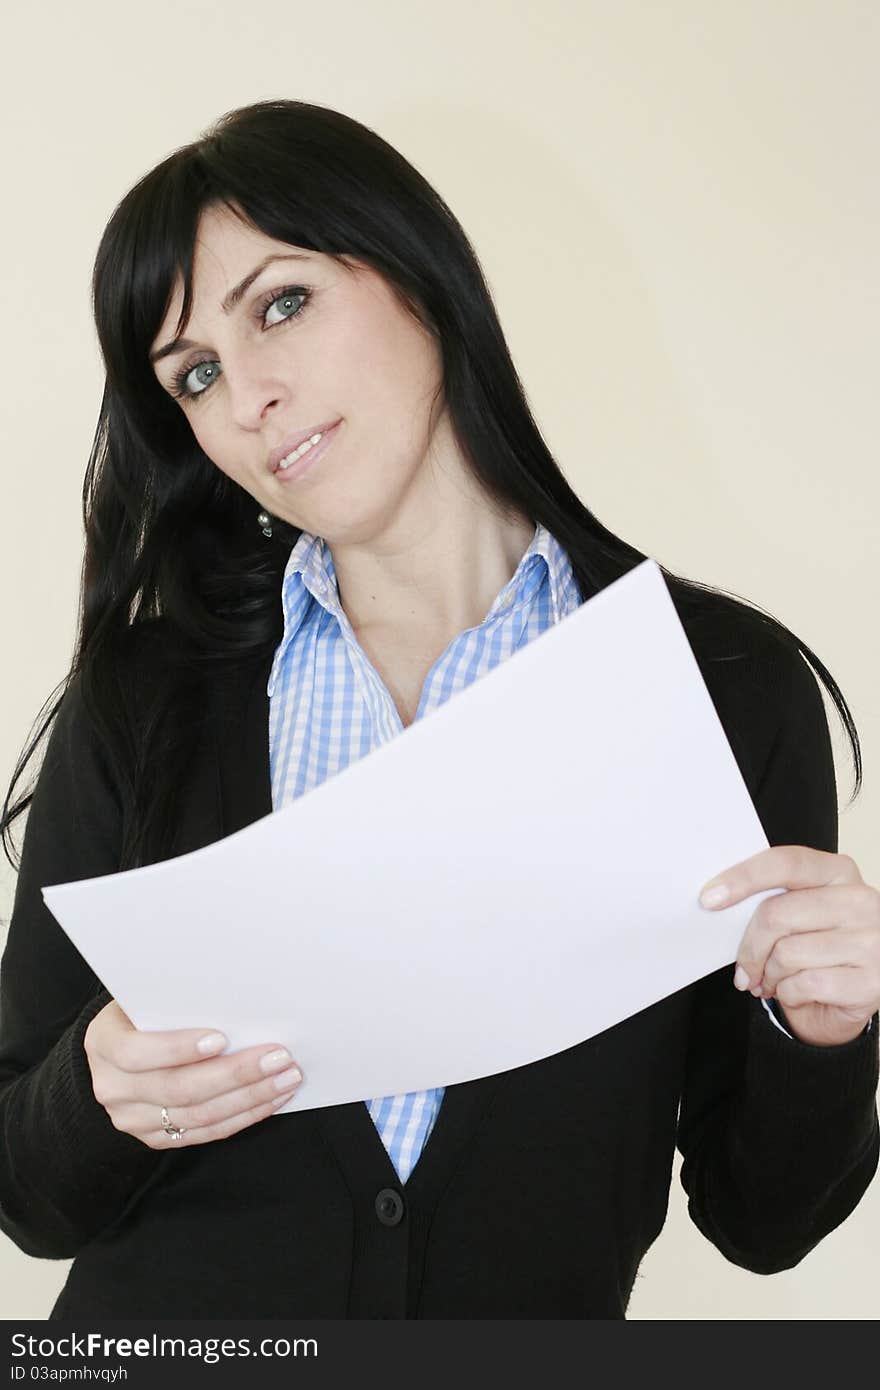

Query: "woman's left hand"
left=699, top=846, right=880, bottom=1048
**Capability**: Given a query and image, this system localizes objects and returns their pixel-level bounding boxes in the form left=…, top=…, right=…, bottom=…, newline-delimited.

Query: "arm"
left=677, top=636, right=880, bottom=1273
left=0, top=672, right=167, bottom=1259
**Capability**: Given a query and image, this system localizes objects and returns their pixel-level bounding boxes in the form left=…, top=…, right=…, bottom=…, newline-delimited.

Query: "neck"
left=328, top=459, right=535, bottom=642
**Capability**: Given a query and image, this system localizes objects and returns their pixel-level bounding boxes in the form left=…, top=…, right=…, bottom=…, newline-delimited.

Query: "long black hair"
left=1, top=98, right=862, bottom=873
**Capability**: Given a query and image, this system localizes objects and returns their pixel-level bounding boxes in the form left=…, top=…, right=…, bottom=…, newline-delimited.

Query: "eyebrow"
left=149, top=252, right=313, bottom=366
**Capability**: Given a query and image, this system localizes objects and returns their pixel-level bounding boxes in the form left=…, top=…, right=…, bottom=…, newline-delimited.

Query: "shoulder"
left=102, top=616, right=197, bottom=715
left=51, top=619, right=183, bottom=777
left=115, top=615, right=181, bottom=677
left=664, top=573, right=820, bottom=699
left=662, top=577, right=829, bottom=800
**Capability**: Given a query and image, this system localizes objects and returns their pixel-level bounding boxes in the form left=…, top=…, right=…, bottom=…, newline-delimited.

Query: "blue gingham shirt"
left=267, top=523, right=804, bottom=1184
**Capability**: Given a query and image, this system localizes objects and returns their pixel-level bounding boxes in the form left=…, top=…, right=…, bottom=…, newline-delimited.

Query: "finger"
left=774, top=963, right=874, bottom=1014
left=144, top=1090, right=299, bottom=1149
left=700, top=845, right=862, bottom=909
left=760, top=926, right=875, bottom=995
left=116, top=1044, right=302, bottom=1110
left=736, top=883, right=877, bottom=991
left=95, top=1034, right=300, bottom=1106
left=113, top=1066, right=304, bottom=1140
left=95, top=1013, right=230, bottom=1072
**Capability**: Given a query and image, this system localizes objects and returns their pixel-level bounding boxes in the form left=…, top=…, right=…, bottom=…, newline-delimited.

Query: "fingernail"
left=700, top=884, right=730, bottom=908
left=274, top=1066, right=303, bottom=1091
left=733, top=965, right=750, bottom=991
left=260, top=1048, right=292, bottom=1074
left=197, top=1032, right=227, bottom=1055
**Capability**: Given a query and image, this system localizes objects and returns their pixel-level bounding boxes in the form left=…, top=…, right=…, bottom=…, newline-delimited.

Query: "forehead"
left=166, top=213, right=321, bottom=309
left=194, top=205, right=321, bottom=272
left=151, top=208, right=344, bottom=360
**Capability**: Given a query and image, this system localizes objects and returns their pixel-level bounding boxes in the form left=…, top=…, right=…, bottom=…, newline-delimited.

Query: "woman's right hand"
left=83, top=999, right=304, bottom=1148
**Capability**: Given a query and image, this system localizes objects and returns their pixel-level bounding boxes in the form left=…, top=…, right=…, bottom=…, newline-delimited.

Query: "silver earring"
left=257, top=510, right=274, bottom=538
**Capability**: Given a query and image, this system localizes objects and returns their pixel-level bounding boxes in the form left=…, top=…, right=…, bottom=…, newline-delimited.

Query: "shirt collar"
left=488, top=521, right=581, bottom=626
left=267, top=522, right=579, bottom=697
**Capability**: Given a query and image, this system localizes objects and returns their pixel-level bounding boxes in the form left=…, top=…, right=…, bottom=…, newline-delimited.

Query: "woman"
left=1, top=99, right=878, bottom=1320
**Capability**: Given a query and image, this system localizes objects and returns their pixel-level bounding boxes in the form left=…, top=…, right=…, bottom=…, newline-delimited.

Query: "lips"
left=267, top=420, right=342, bottom=473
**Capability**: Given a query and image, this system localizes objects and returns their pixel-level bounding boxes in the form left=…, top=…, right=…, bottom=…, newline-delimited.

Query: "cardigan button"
left=374, top=1188, right=405, bottom=1226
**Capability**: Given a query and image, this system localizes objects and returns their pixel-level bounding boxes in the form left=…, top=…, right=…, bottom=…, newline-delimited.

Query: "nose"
left=221, top=346, right=293, bottom=430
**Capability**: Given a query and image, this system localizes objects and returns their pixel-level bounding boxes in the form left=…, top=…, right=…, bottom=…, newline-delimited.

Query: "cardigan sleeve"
left=676, top=637, right=879, bottom=1274
left=0, top=672, right=167, bottom=1260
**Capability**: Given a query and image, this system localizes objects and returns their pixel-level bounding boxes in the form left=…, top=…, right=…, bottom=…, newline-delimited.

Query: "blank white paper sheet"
left=42, top=558, right=781, bottom=1112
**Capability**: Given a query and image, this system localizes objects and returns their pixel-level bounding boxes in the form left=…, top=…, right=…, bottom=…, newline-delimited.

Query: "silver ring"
left=161, top=1105, right=187, bottom=1141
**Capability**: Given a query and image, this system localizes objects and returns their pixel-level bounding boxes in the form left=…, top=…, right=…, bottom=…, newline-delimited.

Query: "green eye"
left=169, top=286, right=312, bottom=402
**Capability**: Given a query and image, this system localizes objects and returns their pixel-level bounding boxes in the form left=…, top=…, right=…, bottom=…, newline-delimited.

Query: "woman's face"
left=149, top=203, right=447, bottom=544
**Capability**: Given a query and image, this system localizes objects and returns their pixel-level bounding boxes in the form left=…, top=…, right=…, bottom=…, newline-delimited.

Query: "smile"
left=276, top=433, right=325, bottom=470
left=273, top=421, right=341, bottom=483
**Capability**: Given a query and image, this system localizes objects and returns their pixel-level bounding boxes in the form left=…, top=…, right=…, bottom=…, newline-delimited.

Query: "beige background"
left=1, top=0, right=877, bottom=1320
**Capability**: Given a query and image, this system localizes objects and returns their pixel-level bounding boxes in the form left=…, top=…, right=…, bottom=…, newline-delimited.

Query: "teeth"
left=277, top=432, right=323, bottom=470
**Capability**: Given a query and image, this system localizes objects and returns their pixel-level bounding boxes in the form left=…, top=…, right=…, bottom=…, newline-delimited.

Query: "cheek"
left=190, top=419, right=244, bottom=484
left=352, top=338, right=442, bottom=457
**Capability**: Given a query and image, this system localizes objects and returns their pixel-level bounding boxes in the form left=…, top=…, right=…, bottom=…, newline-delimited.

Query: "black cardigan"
left=0, top=606, right=877, bottom=1319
